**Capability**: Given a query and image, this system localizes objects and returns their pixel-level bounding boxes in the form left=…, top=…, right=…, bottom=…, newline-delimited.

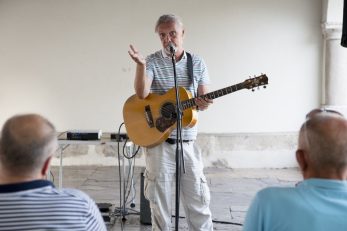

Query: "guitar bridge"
left=144, top=105, right=154, bottom=128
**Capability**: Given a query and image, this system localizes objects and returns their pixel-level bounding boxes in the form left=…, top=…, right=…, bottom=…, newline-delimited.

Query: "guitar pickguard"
left=155, top=117, right=176, bottom=132
left=155, top=102, right=177, bottom=132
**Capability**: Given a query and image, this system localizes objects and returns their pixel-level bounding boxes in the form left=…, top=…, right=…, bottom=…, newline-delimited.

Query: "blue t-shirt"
left=243, top=179, right=347, bottom=231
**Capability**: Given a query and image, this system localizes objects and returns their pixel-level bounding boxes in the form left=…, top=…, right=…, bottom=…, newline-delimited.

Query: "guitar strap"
left=186, top=52, right=197, bottom=98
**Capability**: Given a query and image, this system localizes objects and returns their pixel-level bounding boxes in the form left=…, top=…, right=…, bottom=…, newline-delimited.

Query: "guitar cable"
left=122, top=138, right=141, bottom=159
left=117, top=123, right=140, bottom=208
left=113, top=122, right=141, bottom=222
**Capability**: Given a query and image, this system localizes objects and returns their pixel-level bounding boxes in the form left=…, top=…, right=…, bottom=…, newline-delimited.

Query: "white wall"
left=0, top=0, right=322, bottom=134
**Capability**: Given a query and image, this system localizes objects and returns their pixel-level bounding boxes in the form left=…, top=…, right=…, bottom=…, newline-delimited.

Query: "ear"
left=296, top=149, right=308, bottom=175
left=41, top=156, right=53, bottom=177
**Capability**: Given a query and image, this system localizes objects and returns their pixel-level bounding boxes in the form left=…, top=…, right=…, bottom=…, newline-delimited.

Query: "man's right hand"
left=128, top=44, right=146, bottom=65
left=128, top=44, right=151, bottom=99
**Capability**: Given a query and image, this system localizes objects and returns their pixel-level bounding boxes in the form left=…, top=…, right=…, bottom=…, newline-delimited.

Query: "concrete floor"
left=50, top=166, right=301, bottom=231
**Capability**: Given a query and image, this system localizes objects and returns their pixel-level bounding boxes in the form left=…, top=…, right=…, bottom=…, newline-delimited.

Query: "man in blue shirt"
left=243, top=108, right=347, bottom=231
left=0, top=114, right=107, bottom=231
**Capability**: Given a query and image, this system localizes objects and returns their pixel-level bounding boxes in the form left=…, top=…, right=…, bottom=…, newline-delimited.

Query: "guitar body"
left=123, top=87, right=197, bottom=148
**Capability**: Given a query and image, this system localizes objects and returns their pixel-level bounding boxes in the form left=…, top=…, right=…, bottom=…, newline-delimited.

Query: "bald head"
left=298, top=112, right=347, bottom=176
left=0, top=114, right=57, bottom=176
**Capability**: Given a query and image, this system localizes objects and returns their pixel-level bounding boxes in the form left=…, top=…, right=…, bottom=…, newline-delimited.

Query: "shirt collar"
left=161, top=49, right=187, bottom=60
left=298, top=178, right=347, bottom=191
left=0, top=180, right=54, bottom=193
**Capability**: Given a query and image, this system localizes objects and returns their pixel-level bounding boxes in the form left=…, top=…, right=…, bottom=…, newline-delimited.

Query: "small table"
left=56, top=138, right=122, bottom=189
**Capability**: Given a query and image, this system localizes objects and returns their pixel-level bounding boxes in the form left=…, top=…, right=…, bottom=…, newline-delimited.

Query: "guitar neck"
left=181, top=82, right=245, bottom=110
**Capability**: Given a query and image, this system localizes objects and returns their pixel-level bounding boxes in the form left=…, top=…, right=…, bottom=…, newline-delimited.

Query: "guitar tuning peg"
left=263, top=86, right=267, bottom=89
left=252, top=88, right=255, bottom=92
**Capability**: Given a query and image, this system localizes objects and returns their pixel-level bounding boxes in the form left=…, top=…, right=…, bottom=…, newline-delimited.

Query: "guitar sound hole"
left=161, top=102, right=177, bottom=119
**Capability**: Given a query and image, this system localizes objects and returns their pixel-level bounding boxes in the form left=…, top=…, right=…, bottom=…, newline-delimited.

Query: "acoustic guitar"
left=123, top=74, right=268, bottom=147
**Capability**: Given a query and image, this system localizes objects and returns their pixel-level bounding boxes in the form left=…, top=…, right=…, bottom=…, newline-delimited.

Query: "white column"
left=322, top=0, right=347, bottom=114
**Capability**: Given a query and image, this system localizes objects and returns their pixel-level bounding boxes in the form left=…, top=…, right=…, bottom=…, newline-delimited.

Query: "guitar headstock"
left=243, top=74, right=268, bottom=90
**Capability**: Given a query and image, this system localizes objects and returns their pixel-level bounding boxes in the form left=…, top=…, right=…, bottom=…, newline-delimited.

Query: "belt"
left=165, top=138, right=192, bottom=145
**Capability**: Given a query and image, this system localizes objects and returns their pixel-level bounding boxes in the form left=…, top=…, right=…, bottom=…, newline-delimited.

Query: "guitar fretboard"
left=181, top=82, right=244, bottom=110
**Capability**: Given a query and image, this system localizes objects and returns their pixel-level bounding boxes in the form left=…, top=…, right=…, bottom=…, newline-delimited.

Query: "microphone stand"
left=170, top=47, right=185, bottom=231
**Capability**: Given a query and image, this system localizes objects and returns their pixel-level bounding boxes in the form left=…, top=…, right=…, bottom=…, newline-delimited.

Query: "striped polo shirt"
left=146, top=50, right=210, bottom=140
left=0, top=180, right=107, bottom=231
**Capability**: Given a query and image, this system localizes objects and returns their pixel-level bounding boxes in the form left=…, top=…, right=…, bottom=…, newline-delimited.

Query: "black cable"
left=112, top=212, right=140, bottom=217
left=124, top=158, right=137, bottom=207
left=120, top=140, right=134, bottom=210
left=57, top=131, right=67, bottom=140
left=211, top=219, right=242, bottom=226
left=123, top=155, right=133, bottom=205
left=49, top=170, right=54, bottom=183
left=112, top=207, right=140, bottom=215
left=127, top=158, right=137, bottom=207
left=114, top=122, right=140, bottom=221
left=118, top=136, right=139, bottom=207
left=116, top=122, right=124, bottom=219
left=171, top=215, right=243, bottom=226
left=122, top=138, right=141, bottom=159
left=120, top=141, right=138, bottom=208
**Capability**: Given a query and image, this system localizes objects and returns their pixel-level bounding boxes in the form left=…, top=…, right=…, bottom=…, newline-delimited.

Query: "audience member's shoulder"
left=59, top=188, right=95, bottom=202
left=256, top=186, right=297, bottom=200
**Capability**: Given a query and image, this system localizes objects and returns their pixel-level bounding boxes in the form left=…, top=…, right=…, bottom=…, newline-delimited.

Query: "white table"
left=56, top=138, right=127, bottom=189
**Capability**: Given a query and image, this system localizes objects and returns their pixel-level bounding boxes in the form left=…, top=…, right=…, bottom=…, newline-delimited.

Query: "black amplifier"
left=66, top=130, right=102, bottom=140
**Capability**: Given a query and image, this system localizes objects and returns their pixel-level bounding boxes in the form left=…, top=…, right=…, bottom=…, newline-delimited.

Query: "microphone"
left=168, top=42, right=176, bottom=54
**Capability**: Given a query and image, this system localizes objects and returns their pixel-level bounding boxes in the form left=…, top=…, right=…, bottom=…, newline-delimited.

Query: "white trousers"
left=144, top=141, right=213, bottom=231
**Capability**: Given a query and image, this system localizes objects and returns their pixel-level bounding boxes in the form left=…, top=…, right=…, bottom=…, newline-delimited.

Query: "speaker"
left=342, top=0, right=347, bottom=47
left=140, top=172, right=152, bottom=225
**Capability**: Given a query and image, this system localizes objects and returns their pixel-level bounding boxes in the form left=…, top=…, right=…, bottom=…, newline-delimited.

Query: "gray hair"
left=155, top=14, right=184, bottom=32
left=0, top=114, right=57, bottom=175
left=300, top=113, right=347, bottom=172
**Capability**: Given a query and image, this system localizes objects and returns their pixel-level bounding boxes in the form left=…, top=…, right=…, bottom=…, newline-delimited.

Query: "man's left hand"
left=195, top=97, right=213, bottom=111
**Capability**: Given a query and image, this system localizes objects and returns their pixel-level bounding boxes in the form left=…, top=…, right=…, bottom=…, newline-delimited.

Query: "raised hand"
left=128, top=44, right=146, bottom=65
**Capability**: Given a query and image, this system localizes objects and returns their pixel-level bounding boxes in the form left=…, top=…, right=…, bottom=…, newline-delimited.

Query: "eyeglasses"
left=159, top=31, right=178, bottom=41
left=305, top=108, right=343, bottom=120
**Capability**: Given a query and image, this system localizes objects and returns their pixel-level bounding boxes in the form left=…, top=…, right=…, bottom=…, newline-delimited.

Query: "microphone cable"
left=114, top=122, right=141, bottom=221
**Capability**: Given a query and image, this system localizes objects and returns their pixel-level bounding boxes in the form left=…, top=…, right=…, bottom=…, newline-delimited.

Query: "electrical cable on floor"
left=116, top=122, right=125, bottom=220
left=212, top=219, right=242, bottom=226
left=171, top=215, right=243, bottom=226
left=125, top=158, right=137, bottom=207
